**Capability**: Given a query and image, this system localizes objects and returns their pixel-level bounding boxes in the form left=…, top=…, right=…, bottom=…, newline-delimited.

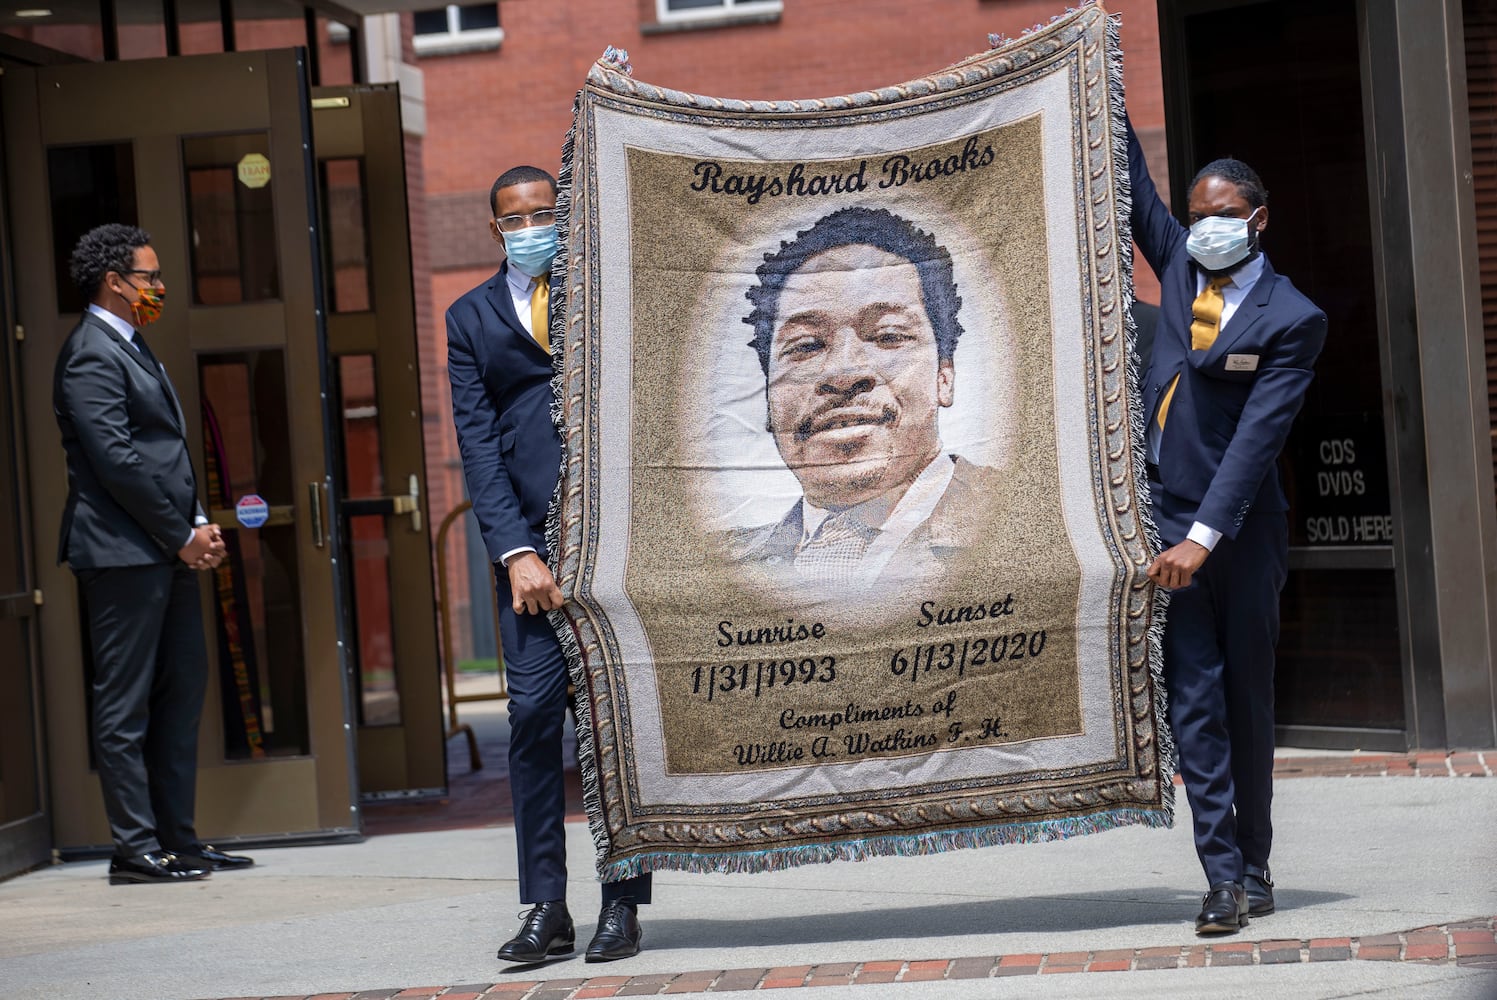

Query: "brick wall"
left=420, top=0, right=1170, bottom=279
left=415, top=1, right=1174, bottom=645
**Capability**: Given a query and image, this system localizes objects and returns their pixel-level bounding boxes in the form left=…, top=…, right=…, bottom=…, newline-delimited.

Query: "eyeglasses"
left=120, top=269, right=163, bottom=285
left=493, top=209, right=557, bottom=233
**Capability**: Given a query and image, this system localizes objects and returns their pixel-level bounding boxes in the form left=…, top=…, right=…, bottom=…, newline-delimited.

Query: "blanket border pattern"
left=546, top=2, right=1174, bottom=881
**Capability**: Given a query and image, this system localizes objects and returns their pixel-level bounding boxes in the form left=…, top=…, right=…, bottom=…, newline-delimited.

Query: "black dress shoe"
left=1244, top=865, right=1275, bottom=916
left=497, top=900, right=575, bottom=963
left=1195, top=880, right=1249, bottom=935
left=175, top=845, right=255, bottom=870
left=108, top=852, right=211, bottom=885
left=585, top=899, right=642, bottom=962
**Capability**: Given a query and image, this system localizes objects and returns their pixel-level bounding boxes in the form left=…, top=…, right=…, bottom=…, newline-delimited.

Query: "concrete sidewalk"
left=1, top=697, right=1493, bottom=1000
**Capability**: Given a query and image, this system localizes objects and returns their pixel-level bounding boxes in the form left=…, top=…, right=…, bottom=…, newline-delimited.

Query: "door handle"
left=308, top=481, right=328, bottom=548
left=404, top=473, right=422, bottom=533
left=339, top=474, right=423, bottom=532
left=207, top=506, right=296, bottom=529
left=0, top=590, right=40, bottom=619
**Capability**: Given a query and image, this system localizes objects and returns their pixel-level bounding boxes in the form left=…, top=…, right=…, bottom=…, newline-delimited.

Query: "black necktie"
left=132, top=331, right=160, bottom=370
left=132, top=330, right=184, bottom=426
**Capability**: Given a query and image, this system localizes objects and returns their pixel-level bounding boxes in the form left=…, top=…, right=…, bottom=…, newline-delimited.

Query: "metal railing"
left=434, top=500, right=507, bottom=772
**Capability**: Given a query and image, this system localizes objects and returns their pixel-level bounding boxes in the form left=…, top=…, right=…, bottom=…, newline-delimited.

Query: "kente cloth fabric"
left=545, top=3, right=1173, bottom=880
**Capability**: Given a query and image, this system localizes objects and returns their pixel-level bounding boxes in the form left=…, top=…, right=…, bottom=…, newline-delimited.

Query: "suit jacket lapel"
left=87, top=313, right=155, bottom=380
left=87, top=313, right=186, bottom=432
left=1204, top=257, right=1277, bottom=364
left=157, top=358, right=188, bottom=430
left=485, top=263, right=548, bottom=356
left=740, top=500, right=804, bottom=562
left=1164, top=262, right=1195, bottom=352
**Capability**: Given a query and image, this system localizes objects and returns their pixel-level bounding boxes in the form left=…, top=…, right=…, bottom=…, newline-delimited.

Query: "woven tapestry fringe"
left=1103, top=9, right=1176, bottom=798
left=548, top=76, right=613, bottom=870
left=599, top=807, right=1174, bottom=882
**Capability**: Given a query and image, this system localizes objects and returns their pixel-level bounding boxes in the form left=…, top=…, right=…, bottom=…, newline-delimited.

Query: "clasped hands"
left=177, top=523, right=227, bottom=571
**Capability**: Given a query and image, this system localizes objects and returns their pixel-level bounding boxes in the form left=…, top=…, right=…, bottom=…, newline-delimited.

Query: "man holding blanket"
left=447, top=166, right=653, bottom=963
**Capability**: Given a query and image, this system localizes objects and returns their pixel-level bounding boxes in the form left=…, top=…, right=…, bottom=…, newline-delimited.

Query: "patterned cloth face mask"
left=129, top=285, right=165, bottom=327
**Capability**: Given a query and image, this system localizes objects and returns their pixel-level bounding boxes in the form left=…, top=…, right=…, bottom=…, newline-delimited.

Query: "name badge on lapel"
left=1225, top=354, right=1260, bottom=372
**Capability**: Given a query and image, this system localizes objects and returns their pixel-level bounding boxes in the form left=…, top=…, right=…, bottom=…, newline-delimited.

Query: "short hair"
left=69, top=224, right=151, bottom=302
left=489, top=165, right=557, bottom=216
left=744, top=207, right=964, bottom=376
left=1191, top=158, right=1268, bottom=210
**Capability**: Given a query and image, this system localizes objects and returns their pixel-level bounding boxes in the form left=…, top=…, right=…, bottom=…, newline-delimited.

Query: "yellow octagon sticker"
left=236, top=153, right=271, bottom=189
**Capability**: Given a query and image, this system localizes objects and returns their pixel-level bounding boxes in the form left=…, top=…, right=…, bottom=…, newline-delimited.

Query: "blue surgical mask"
left=501, top=224, right=558, bottom=278
left=1185, top=207, right=1261, bottom=272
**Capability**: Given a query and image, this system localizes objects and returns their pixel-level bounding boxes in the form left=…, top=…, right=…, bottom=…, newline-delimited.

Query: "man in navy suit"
left=1127, top=121, right=1327, bottom=934
left=448, top=166, right=651, bottom=964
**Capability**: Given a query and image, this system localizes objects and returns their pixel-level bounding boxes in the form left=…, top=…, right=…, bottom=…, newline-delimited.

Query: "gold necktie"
left=1156, top=276, right=1232, bottom=431
left=529, top=276, right=550, bottom=353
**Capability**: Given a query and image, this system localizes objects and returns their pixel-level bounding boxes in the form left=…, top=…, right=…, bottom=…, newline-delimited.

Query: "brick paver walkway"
left=314, top=747, right=1497, bottom=1000
left=363, top=741, right=1495, bottom=838
left=337, top=751, right=1497, bottom=999
left=200, top=916, right=1497, bottom=999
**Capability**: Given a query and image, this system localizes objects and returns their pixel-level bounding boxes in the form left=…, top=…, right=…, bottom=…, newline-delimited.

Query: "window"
left=412, top=2, right=502, bottom=55
left=656, top=0, right=782, bottom=24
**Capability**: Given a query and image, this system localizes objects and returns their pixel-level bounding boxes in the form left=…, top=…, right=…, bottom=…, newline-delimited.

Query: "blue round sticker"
left=235, top=494, right=270, bottom=529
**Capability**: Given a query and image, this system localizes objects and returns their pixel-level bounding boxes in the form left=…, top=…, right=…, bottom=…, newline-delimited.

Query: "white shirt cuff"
left=499, top=546, right=536, bottom=568
left=183, top=526, right=198, bottom=548
left=1187, top=522, right=1223, bottom=552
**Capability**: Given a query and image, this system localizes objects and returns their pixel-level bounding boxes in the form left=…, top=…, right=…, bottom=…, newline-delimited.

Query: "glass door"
left=1158, top=0, right=1404, bottom=749
left=3, top=48, right=360, bottom=852
left=312, top=85, right=445, bottom=796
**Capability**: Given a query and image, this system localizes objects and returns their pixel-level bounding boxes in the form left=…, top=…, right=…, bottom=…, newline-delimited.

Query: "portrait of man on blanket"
left=721, top=206, right=1000, bottom=594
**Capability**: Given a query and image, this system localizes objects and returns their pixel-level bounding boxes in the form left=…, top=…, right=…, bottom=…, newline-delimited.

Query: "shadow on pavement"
left=630, top=888, right=1355, bottom=948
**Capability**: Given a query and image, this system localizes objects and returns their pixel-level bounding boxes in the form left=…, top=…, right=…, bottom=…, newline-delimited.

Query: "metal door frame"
left=4, top=48, right=363, bottom=853
left=0, top=184, right=49, bottom=878
left=312, top=83, right=445, bottom=797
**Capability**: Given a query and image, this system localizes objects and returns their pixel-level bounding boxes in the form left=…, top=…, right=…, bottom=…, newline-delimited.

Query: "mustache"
left=793, top=404, right=897, bottom=442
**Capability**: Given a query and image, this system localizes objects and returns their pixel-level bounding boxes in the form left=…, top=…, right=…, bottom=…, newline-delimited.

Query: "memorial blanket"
left=548, top=3, right=1172, bottom=881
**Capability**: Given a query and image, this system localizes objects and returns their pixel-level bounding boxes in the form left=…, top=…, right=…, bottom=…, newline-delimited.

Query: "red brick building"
left=411, top=0, right=1172, bottom=655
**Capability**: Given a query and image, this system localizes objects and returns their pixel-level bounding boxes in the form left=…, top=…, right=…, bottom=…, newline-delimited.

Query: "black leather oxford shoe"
left=497, top=900, right=575, bottom=964
left=108, top=852, right=211, bottom=885
left=1244, top=865, right=1275, bottom=916
left=585, top=899, right=642, bottom=963
left=175, top=844, right=255, bottom=870
left=1195, top=880, right=1249, bottom=935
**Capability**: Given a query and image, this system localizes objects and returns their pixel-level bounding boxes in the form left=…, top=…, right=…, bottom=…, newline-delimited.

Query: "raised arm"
left=1126, top=114, right=1188, bottom=277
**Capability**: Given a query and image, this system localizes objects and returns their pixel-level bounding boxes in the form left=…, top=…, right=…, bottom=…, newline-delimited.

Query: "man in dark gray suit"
left=54, top=224, right=251, bottom=883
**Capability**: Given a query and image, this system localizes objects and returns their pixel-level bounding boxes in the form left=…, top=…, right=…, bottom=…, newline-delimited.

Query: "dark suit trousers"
left=497, top=570, right=651, bottom=906
left=1152, top=486, right=1286, bottom=887
left=77, top=562, right=208, bottom=857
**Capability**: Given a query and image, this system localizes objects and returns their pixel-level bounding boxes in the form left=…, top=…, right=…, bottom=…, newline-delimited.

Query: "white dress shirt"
left=505, top=263, right=542, bottom=337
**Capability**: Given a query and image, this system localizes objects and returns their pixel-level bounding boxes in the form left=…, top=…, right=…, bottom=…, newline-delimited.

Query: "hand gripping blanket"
left=547, top=3, right=1172, bottom=881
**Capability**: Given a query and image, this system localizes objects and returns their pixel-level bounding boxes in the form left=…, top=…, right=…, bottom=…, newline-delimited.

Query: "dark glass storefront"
left=1160, top=0, right=1403, bottom=745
